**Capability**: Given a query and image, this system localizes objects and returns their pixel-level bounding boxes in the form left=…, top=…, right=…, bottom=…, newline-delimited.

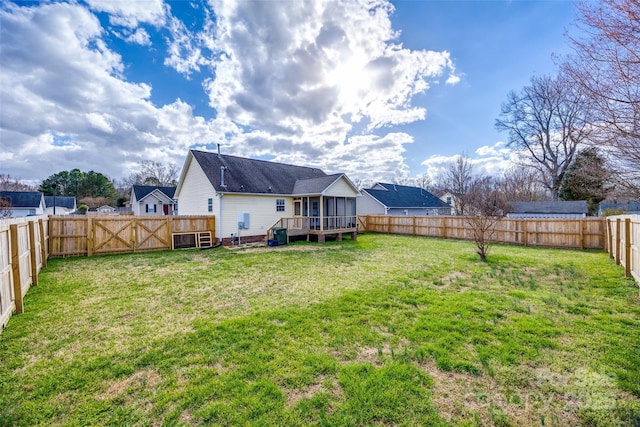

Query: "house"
left=130, top=185, right=177, bottom=216
left=359, top=183, right=451, bottom=216
left=0, top=191, right=46, bottom=217
left=598, top=202, right=640, bottom=216
left=44, top=196, right=76, bottom=215
left=506, top=201, right=589, bottom=218
left=96, top=205, right=116, bottom=213
left=175, top=150, right=360, bottom=245
left=438, top=191, right=459, bottom=215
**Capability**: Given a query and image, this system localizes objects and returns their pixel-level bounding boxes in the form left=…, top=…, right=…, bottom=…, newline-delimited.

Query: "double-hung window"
left=207, top=198, right=213, bottom=212
left=276, top=199, right=285, bottom=212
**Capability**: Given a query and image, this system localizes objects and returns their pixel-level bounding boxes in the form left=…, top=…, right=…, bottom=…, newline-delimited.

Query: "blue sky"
left=0, top=0, right=578, bottom=186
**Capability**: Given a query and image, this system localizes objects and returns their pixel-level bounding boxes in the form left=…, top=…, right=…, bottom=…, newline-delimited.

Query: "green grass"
left=1, top=233, right=639, bottom=426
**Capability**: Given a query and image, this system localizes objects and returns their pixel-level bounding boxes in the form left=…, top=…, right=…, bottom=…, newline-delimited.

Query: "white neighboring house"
left=44, top=196, right=76, bottom=215
left=96, top=205, right=116, bottom=213
left=359, top=183, right=451, bottom=216
left=439, top=192, right=458, bottom=215
left=175, top=150, right=360, bottom=245
left=0, top=191, right=46, bottom=217
left=506, top=201, right=589, bottom=218
left=130, top=185, right=177, bottom=216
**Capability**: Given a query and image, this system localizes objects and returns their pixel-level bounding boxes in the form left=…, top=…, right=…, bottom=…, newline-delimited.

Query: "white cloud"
left=0, top=2, right=219, bottom=181
left=421, top=142, right=518, bottom=181
left=85, top=0, right=167, bottom=28
left=197, top=0, right=459, bottom=180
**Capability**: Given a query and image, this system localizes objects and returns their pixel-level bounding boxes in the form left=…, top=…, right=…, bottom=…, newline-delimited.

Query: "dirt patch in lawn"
left=99, top=369, right=163, bottom=402
left=419, top=360, right=582, bottom=427
left=284, top=375, right=343, bottom=409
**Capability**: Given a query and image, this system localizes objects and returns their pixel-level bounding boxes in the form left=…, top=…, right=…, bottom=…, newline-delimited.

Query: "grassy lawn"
left=1, top=233, right=639, bottom=426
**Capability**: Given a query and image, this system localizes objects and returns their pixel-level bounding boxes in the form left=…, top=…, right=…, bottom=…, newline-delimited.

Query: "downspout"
left=218, top=193, right=223, bottom=243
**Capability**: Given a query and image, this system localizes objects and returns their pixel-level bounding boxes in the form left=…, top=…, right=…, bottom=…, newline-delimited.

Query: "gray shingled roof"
left=0, top=191, right=44, bottom=208
left=363, top=183, right=449, bottom=209
left=132, top=185, right=176, bottom=201
left=44, top=196, right=76, bottom=209
left=292, top=174, right=345, bottom=195
left=509, top=201, right=588, bottom=214
left=191, top=150, right=328, bottom=194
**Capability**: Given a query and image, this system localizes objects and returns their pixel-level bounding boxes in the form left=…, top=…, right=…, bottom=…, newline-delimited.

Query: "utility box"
left=237, top=212, right=250, bottom=229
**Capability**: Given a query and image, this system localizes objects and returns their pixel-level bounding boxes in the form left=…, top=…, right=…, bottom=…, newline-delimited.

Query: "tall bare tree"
left=562, top=0, right=640, bottom=195
left=443, top=154, right=474, bottom=215
left=495, top=74, right=593, bottom=200
left=498, top=166, right=549, bottom=202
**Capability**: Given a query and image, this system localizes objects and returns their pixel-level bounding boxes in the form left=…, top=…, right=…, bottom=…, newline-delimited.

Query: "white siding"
left=324, top=177, right=358, bottom=197
left=220, top=194, right=293, bottom=240
left=357, top=192, right=386, bottom=215
left=176, top=158, right=216, bottom=216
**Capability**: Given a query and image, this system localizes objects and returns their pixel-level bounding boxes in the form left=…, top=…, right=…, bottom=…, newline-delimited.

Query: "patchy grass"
left=0, top=233, right=639, bottom=426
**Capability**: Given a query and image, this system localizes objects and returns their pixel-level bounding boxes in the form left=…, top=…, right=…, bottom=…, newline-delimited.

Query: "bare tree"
left=0, top=174, right=35, bottom=191
left=443, top=154, right=474, bottom=215
left=125, top=160, right=179, bottom=187
left=415, top=174, right=432, bottom=191
left=495, top=74, right=593, bottom=200
left=460, top=177, right=511, bottom=262
left=562, top=0, right=640, bottom=195
left=498, top=166, right=549, bottom=202
left=0, top=197, right=12, bottom=218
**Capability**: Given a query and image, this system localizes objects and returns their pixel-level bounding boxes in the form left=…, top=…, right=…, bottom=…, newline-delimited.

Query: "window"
left=207, top=198, right=213, bottom=212
left=146, top=204, right=156, bottom=213
left=446, top=196, right=452, bottom=205
left=276, top=199, right=285, bottom=212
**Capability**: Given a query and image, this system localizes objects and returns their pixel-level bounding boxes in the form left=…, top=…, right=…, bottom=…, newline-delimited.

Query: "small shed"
left=506, top=201, right=589, bottom=218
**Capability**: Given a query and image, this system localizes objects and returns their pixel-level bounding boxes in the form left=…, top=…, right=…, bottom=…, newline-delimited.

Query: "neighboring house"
left=506, top=201, right=589, bottom=218
left=130, top=185, right=177, bottom=216
left=96, top=205, right=116, bottom=213
left=598, top=202, right=640, bottom=216
left=44, top=196, right=76, bottom=215
left=438, top=191, right=458, bottom=215
left=0, top=191, right=46, bottom=217
left=175, top=150, right=360, bottom=245
left=359, top=183, right=451, bottom=216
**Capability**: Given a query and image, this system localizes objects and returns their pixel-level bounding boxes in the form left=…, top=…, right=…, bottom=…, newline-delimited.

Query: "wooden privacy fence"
left=49, top=215, right=216, bottom=257
left=359, top=215, right=605, bottom=250
left=0, top=216, right=49, bottom=330
left=605, top=215, right=640, bottom=283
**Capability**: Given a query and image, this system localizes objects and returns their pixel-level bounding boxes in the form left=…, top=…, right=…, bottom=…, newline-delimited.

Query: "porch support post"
left=320, top=195, right=324, bottom=231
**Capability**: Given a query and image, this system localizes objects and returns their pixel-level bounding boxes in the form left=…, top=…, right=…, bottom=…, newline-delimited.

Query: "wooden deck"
left=268, top=216, right=358, bottom=242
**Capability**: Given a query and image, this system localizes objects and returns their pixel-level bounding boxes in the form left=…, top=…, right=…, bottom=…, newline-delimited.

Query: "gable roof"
left=0, top=191, right=44, bottom=208
left=509, top=201, right=588, bottom=214
left=132, top=185, right=176, bottom=201
left=363, top=183, right=450, bottom=209
left=190, top=150, right=328, bottom=194
left=44, top=196, right=76, bottom=210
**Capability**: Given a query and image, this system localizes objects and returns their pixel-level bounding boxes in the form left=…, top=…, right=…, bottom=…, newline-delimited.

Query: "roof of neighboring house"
left=44, top=196, right=76, bottom=209
left=0, top=191, right=44, bottom=208
left=132, top=185, right=176, bottom=201
left=191, top=150, right=329, bottom=194
left=599, top=202, right=640, bottom=213
left=363, top=183, right=450, bottom=209
left=509, top=201, right=588, bottom=214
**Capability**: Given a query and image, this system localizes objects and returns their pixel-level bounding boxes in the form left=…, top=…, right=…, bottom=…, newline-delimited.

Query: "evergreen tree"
left=559, top=147, right=611, bottom=215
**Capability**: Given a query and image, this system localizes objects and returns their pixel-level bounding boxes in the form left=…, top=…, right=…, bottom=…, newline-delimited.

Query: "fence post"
left=87, top=217, right=94, bottom=257
left=9, top=224, right=23, bottom=314
left=442, top=217, right=448, bottom=239
left=606, top=218, right=613, bottom=258
left=131, top=218, right=137, bottom=252
left=413, top=216, right=417, bottom=236
left=615, top=219, right=621, bottom=265
left=625, top=218, right=631, bottom=278
left=579, top=219, right=585, bottom=250
left=39, top=219, right=47, bottom=268
left=28, top=221, right=38, bottom=286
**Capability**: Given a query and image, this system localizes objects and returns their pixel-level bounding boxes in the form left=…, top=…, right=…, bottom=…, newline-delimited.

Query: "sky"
left=0, top=0, right=579, bottom=187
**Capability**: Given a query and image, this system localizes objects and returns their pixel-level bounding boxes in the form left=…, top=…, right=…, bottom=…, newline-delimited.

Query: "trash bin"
left=273, top=227, right=287, bottom=245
